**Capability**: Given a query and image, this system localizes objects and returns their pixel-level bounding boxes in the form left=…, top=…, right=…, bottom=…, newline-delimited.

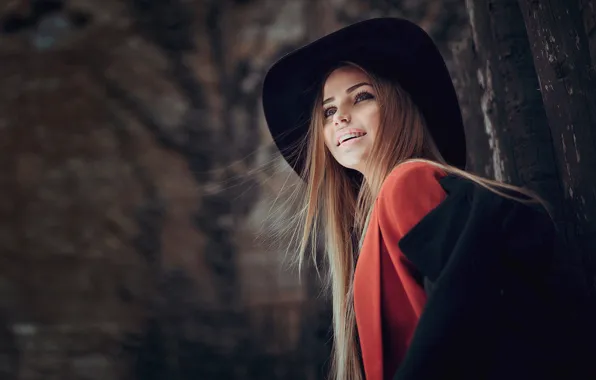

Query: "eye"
left=354, top=91, right=374, bottom=103
left=323, top=106, right=337, bottom=119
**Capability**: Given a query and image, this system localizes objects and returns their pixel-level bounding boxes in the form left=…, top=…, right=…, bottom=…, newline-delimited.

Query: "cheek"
left=372, top=113, right=381, bottom=135
left=365, top=106, right=381, bottom=137
left=323, top=124, right=336, bottom=150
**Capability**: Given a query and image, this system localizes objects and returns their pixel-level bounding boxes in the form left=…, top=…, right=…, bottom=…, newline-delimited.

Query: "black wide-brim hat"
left=262, top=17, right=467, bottom=176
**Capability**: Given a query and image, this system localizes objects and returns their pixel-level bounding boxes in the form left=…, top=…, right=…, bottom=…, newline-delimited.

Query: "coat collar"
left=397, top=174, right=475, bottom=281
left=398, top=174, right=555, bottom=282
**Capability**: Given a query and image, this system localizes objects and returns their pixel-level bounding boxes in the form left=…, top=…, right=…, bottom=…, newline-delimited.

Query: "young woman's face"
left=321, top=66, right=380, bottom=174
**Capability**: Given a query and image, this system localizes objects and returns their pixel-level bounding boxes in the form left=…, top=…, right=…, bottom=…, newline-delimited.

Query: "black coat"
left=394, top=174, right=596, bottom=379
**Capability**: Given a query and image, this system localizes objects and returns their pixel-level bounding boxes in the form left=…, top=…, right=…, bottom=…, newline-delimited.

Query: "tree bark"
left=464, top=0, right=517, bottom=184
left=518, top=0, right=596, bottom=293
left=452, top=37, right=494, bottom=177
left=579, top=0, right=596, bottom=64
left=464, top=0, right=565, bottom=220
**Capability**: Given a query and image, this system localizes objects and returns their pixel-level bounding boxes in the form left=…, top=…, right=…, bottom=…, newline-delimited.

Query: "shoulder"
left=378, top=160, right=447, bottom=201
left=375, top=160, right=448, bottom=236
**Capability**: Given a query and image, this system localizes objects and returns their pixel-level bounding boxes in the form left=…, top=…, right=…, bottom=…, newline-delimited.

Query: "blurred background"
left=0, top=0, right=595, bottom=379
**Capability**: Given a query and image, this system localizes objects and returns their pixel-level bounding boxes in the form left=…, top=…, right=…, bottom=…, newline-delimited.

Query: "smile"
left=337, top=132, right=367, bottom=146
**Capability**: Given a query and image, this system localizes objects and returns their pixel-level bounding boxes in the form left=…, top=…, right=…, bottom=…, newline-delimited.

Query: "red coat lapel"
left=354, top=207, right=384, bottom=380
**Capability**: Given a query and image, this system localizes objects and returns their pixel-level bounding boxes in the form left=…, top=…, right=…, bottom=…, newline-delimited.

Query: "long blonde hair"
left=288, top=62, right=547, bottom=380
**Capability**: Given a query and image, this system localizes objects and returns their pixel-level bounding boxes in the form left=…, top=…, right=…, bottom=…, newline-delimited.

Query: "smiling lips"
left=337, top=129, right=367, bottom=146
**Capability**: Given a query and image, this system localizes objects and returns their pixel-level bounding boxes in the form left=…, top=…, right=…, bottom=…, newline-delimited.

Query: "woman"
left=261, top=18, right=593, bottom=380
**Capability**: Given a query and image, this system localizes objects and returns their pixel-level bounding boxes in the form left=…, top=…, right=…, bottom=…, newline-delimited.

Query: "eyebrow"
left=322, top=82, right=372, bottom=105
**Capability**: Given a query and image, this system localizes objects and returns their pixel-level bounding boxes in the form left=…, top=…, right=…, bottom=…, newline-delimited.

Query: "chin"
left=339, top=157, right=367, bottom=171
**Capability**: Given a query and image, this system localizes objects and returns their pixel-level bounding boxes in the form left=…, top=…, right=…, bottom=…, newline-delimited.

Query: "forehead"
left=323, top=66, right=370, bottom=96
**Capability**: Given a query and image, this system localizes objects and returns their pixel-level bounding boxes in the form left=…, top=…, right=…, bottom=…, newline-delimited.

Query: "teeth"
left=339, top=132, right=365, bottom=145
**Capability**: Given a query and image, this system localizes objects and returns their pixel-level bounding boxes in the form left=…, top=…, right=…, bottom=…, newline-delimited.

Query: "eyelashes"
left=323, top=91, right=375, bottom=119
left=354, top=90, right=375, bottom=103
left=323, top=106, right=336, bottom=118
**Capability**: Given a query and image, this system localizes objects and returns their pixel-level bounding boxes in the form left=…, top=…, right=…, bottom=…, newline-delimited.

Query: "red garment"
left=354, top=161, right=447, bottom=380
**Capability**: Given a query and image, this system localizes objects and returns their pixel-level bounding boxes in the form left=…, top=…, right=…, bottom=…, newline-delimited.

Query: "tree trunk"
left=518, top=0, right=596, bottom=294
left=462, top=0, right=565, bottom=227
left=452, top=37, right=494, bottom=177
left=579, top=0, right=596, bottom=64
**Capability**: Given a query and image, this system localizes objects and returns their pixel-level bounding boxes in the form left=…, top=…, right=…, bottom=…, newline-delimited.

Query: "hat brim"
left=262, top=17, right=466, bottom=175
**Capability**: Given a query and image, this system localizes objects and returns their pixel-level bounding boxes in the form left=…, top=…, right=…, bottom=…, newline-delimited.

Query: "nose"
left=333, top=112, right=351, bottom=126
